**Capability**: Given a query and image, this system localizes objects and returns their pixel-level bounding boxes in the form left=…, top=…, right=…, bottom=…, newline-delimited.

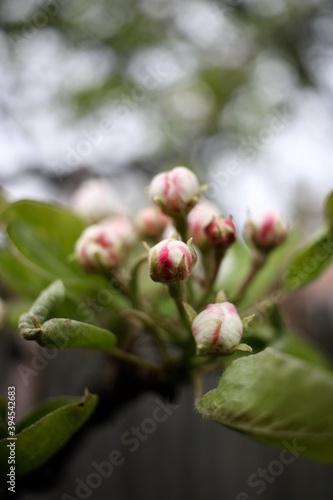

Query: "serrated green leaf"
left=283, top=229, right=333, bottom=292
left=197, top=348, right=333, bottom=463
left=30, top=318, right=117, bottom=351
left=0, top=391, right=98, bottom=479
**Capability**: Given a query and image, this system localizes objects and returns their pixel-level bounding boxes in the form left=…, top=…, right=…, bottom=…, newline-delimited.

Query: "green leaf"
left=0, top=247, right=51, bottom=297
left=0, top=391, right=98, bottom=479
left=1, top=200, right=105, bottom=293
left=283, top=229, right=333, bottom=291
left=29, top=318, right=117, bottom=351
left=19, top=280, right=117, bottom=351
left=2, top=200, right=85, bottom=256
left=16, top=398, right=86, bottom=434
left=273, top=332, right=333, bottom=372
left=324, top=191, right=333, bottom=226
left=0, top=191, right=8, bottom=216
left=197, top=348, right=333, bottom=463
left=19, top=280, right=66, bottom=340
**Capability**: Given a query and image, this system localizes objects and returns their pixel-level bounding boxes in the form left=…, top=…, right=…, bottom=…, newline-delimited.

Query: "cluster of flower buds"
left=73, top=166, right=289, bottom=357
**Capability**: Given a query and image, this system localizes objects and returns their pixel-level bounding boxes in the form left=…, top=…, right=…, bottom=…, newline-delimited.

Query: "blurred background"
left=1, top=0, right=333, bottom=498
left=1, top=0, right=333, bottom=227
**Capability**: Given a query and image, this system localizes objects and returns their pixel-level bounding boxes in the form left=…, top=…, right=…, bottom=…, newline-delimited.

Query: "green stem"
left=232, top=250, right=267, bottom=303
left=106, top=270, right=132, bottom=300
left=168, top=282, right=191, bottom=333
left=112, top=347, right=161, bottom=372
left=173, top=214, right=189, bottom=242
left=120, top=309, right=171, bottom=364
left=129, top=253, right=147, bottom=308
left=198, top=247, right=224, bottom=308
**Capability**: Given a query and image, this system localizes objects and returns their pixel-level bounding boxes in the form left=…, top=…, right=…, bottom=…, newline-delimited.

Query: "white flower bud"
left=148, top=166, right=200, bottom=216
left=71, top=178, right=125, bottom=223
left=135, top=206, right=169, bottom=239
left=75, top=223, right=127, bottom=272
left=187, top=201, right=220, bottom=248
left=245, top=212, right=289, bottom=250
left=192, top=302, right=243, bottom=354
left=147, top=237, right=197, bottom=284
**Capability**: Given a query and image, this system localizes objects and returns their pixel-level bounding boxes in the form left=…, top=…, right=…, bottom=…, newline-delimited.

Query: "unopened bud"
left=148, top=166, right=200, bottom=216
left=75, top=223, right=127, bottom=272
left=101, top=215, right=136, bottom=244
left=245, top=212, right=289, bottom=251
left=205, top=217, right=236, bottom=249
left=135, top=206, right=169, bottom=239
left=71, top=178, right=125, bottom=222
left=147, top=237, right=197, bottom=284
left=192, top=302, right=243, bottom=354
left=187, top=201, right=220, bottom=248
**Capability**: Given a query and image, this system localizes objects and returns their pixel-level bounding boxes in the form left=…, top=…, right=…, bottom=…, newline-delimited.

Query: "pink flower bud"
left=245, top=212, right=289, bottom=250
left=192, top=302, right=243, bottom=354
left=75, top=223, right=127, bottom=272
left=148, top=166, right=200, bottom=216
left=135, top=206, right=169, bottom=239
left=101, top=215, right=136, bottom=244
left=71, top=179, right=125, bottom=223
left=187, top=201, right=220, bottom=248
left=148, top=238, right=197, bottom=283
left=205, top=217, right=236, bottom=249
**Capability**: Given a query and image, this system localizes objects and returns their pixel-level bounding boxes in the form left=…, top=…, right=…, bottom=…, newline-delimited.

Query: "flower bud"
left=205, top=217, right=236, bottom=249
left=187, top=201, right=220, bottom=248
left=192, top=302, right=243, bottom=354
left=135, top=206, right=169, bottom=239
left=101, top=215, right=136, bottom=244
left=71, top=178, right=125, bottom=223
left=75, top=223, right=126, bottom=272
left=244, top=212, right=289, bottom=251
left=148, top=166, right=200, bottom=216
left=147, top=238, right=197, bottom=283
